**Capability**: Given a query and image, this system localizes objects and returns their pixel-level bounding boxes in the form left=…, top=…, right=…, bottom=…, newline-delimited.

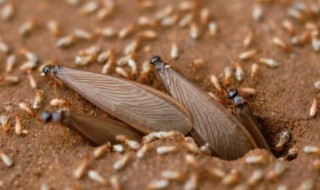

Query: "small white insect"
left=28, top=71, right=38, bottom=89
left=50, top=98, right=69, bottom=107
left=110, top=175, right=121, bottom=190
left=93, top=144, right=110, bottom=159
left=113, top=144, right=125, bottom=153
left=56, top=35, right=76, bottom=48
left=222, top=169, right=242, bottom=185
left=161, top=170, right=184, bottom=181
left=310, top=97, right=318, bottom=118
left=179, top=13, right=193, bottom=28
left=161, top=13, right=179, bottom=27
left=247, top=169, right=264, bottom=186
left=124, top=40, right=140, bottom=55
left=208, top=21, right=218, bottom=36
left=6, top=55, right=16, bottom=73
left=118, top=24, right=137, bottom=39
left=0, top=150, right=13, bottom=167
left=200, top=8, right=210, bottom=25
left=19, top=19, right=36, bottom=37
left=47, top=20, right=60, bottom=36
left=136, top=144, right=151, bottom=159
left=245, top=154, right=269, bottom=165
left=259, top=58, right=279, bottom=68
left=1, top=3, right=14, bottom=21
left=170, top=43, right=179, bottom=60
left=0, top=39, right=10, bottom=54
left=138, top=16, right=158, bottom=27
left=275, top=131, right=291, bottom=152
left=19, top=102, right=35, bottom=117
left=33, top=90, right=44, bottom=110
left=155, top=5, right=173, bottom=20
left=156, top=146, right=177, bottom=155
left=184, top=173, right=198, bottom=190
left=251, top=63, right=258, bottom=80
left=4, top=75, right=20, bottom=84
left=210, top=75, right=223, bottom=93
left=239, top=49, right=258, bottom=61
left=96, top=27, right=117, bottom=38
left=74, top=29, right=93, bottom=40
left=115, top=67, right=129, bottom=78
left=238, top=87, right=256, bottom=96
left=190, top=23, right=200, bottom=40
left=147, top=179, right=169, bottom=190
left=252, top=4, right=263, bottom=21
left=113, top=154, right=130, bottom=171
left=88, top=170, right=107, bottom=185
left=272, top=37, right=289, bottom=51
left=15, top=116, right=22, bottom=136
left=80, top=1, right=99, bottom=15
left=314, top=81, right=320, bottom=90
left=74, top=159, right=89, bottom=179
left=235, top=62, right=244, bottom=82
left=303, top=145, right=320, bottom=155
left=137, top=30, right=158, bottom=40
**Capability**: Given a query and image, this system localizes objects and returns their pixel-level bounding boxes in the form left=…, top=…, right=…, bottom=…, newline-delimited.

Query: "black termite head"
left=40, top=111, right=52, bottom=123
left=40, top=111, right=63, bottom=123
left=150, top=56, right=167, bottom=73
left=227, top=89, right=245, bottom=105
left=150, top=56, right=162, bottom=65
left=150, top=56, right=171, bottom=93
left=227, top=89, right=238, bottom=100
left=41, top=65, right=60, bottom=76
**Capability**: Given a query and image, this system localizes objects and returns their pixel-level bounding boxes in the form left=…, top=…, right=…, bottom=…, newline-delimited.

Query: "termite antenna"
left=150, top=56, right=162, bottom=65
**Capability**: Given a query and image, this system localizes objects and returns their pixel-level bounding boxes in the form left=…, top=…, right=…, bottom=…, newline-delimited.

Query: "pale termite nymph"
left=275, top=130, right=291, bottom=152
left=310, top=97, right=318, bottom=118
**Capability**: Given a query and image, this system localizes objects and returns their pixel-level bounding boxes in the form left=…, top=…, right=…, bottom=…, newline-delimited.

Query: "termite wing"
left=41, top=111, right=143, bottom=145
left=151, top=56, right=270, bottom=160
left=227, top=89, right=270, bottom=151
left=42, top=65, right=192, bottom=135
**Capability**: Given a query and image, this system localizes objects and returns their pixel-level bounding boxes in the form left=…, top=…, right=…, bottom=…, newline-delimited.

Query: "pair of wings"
left=53, top=66, right=192, bottom=135
left=52, top=66, right=267, bottom=160
left=158, top=67, right=259, bottom=159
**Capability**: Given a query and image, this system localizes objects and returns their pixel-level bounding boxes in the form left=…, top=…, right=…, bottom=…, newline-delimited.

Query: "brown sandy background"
left=0, top=0, right=320, bottom=189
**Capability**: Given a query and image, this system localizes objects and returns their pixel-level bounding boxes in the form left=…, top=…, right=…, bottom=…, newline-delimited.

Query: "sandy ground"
left=0, top=0, right=320, bottom=189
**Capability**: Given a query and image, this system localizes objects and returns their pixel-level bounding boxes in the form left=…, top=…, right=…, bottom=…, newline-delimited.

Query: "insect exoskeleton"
left=151, top=56, right=270, bottom=160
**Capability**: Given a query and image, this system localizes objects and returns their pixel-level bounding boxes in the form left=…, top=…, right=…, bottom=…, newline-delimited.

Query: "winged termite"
left=40, top=111, right=143, bottom=145
left=42, top=65, right=192, bottom=135
left=227, top=89, right=270, bottom=151
left=151, top=56, right=264, bottom=160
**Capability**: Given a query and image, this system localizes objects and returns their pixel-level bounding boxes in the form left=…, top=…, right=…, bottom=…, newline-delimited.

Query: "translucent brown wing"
left=156, top=65, right=257, bottom=160
left=234, top=102, right=270, bottom=151
left=59, top=111, right=143, bottom=145
left=52, top=66, right=192, bottom=134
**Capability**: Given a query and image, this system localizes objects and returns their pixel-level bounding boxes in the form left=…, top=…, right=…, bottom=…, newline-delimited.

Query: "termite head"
left=41, top=65, right=60, bottom=76
left=150, top=56, right=171, bottom=93
left=40, top=111, right=63, bottom=123
left=227, top=89, right=238, bottom=100
left=41, top=111, right=52, bottom=123
left=227, top=89, right=245, bottom=105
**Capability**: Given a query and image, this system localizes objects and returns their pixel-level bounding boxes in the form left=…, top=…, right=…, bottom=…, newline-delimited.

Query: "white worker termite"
left=170, top=43, right=179, bottom=60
